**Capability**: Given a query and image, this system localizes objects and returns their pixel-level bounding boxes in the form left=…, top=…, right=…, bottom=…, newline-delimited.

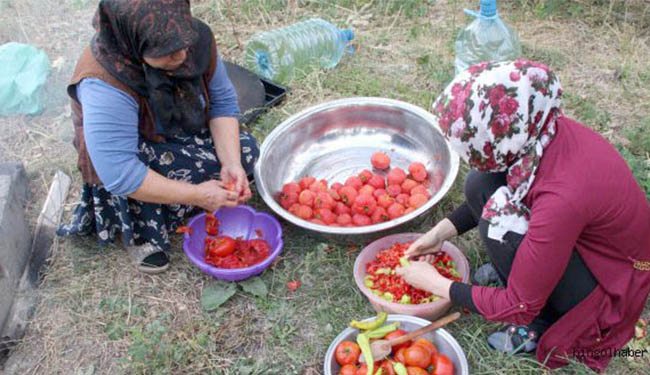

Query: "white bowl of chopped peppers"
left=354, top=233, right=470, bottom=321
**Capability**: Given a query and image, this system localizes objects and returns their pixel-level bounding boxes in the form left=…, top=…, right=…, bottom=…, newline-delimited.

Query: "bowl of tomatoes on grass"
left=354, top=233, right=470, bottom=321
left=253, top=97, right=460, bottom=241
left=324, top=313, right=468, bottom=375
left=181, top=205, right=283, bottom=281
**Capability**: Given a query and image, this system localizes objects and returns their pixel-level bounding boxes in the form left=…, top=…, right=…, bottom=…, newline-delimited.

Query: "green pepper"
left=393, top=362, right=408, bottom=375
left=364, top=275, right=375, bottom=288
left=356, top=333, right=374, bottom=375
left=381, top=292, right=394, bottom=302
left=399, top=256, right=410, bottom=267
left=372, top=289, right=382, bottom=296
left=375, top=268, right=392, bottom=275
left=399, top=294, right=411, bottom=304
left=374, top=369, right=384, bottom=375
left=350, top=312, right=388, bottom=330
left=365, top=322, right=400, bottom=339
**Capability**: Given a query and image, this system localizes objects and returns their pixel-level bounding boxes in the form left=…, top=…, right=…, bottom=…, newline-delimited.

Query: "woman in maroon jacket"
left=397, top=59, right=650, bottom=372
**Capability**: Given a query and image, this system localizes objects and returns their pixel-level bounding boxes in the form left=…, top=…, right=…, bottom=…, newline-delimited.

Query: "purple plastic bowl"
left=182, top=205, right=283, bottom=281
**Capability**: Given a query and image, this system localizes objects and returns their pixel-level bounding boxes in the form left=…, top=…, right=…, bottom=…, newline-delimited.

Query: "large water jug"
left=245, top=18, right=354, bottom=83
left=454, top=0, right=521, bottom=74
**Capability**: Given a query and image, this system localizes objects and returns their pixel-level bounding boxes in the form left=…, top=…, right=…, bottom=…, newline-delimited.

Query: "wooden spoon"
left=359, top=312, right=461, bottom=363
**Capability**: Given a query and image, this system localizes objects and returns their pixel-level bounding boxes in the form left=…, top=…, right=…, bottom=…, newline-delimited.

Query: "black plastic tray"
left=223, top=61, right=289, bottom=125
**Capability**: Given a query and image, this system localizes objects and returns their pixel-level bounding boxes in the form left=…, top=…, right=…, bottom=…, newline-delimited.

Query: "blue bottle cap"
left=480, top=0, right=497, bottom=18
left=341, top=29, right=355, bottom=42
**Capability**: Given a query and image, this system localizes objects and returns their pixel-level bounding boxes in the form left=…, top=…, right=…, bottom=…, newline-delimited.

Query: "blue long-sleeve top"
left=79, top=53, right=239, bottom=196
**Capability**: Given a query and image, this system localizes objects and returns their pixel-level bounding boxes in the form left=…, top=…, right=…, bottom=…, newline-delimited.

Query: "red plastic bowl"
left=353, top=232, right=470, bottom=320
left=182, top=205, right=283, bottom=281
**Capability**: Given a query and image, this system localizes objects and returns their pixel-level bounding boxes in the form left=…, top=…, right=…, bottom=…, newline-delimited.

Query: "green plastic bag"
left=0, top=42, right=51, bottom=116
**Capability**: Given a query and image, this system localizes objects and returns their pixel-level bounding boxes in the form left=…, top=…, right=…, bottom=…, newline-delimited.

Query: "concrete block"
left=0, top=163, right=30, bottom=336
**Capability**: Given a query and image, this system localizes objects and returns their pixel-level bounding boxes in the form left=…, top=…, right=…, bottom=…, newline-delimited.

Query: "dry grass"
left=0, top=0, right=649, bottom=374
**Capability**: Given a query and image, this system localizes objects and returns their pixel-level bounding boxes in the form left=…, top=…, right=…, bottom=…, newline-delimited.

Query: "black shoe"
left=472, top=262, right=501, bottom=286
left=487, top=325, right=538, bottom=354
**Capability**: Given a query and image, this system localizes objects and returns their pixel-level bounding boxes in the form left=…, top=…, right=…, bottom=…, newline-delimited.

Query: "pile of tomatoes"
left=276, top=152, right=445, bottom=227
left=202, top=213, right=271, bottom=269
left=366, top=242, right=462, bottom=304
left=335, top=333, right=454, bottom=375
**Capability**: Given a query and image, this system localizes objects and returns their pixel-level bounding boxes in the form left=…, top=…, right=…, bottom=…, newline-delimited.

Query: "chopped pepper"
left=393, top=362, right=408, bottom=375
left=399, top=256, right=410, bottom=267
left=381, top=292, right=395, bottom=302
left=357, top=333, right=374, bottom=375
left=350, top=312, right=388, bottom=331
left=398, top=295, right=411, bottom=304
left=364, top=275, right=375, bottom=288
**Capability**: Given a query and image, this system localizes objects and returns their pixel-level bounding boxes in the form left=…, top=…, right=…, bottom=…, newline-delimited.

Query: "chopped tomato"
left=287, top=280, right=301, bottom=291
left=205, top=213, right=219, bottom=236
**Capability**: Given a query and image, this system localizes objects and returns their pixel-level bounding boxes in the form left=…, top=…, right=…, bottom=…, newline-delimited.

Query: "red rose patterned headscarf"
left=433, top=59, right=563, bottom=241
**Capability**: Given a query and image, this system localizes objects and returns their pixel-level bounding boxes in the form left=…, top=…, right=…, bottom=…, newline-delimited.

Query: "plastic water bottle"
left=454, top=0, right=521, bottom=74
left=245, top=18, right=354, bottom=83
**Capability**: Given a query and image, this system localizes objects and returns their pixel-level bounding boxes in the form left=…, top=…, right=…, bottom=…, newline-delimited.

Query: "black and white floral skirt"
left=57, top=130, right=259, bottom=252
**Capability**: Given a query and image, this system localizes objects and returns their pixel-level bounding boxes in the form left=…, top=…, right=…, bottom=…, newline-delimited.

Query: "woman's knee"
left=464, top=170, right=507, bottom=213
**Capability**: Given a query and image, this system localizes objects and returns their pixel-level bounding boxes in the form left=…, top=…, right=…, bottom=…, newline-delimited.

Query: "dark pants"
left=465, top=171, right=598, bottom=333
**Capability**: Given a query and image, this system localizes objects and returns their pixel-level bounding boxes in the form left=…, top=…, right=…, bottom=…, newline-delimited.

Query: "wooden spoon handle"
left=389, top=312, right=461, bottom=346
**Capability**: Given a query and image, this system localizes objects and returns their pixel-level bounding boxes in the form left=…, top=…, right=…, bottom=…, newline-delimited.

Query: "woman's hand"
left=405, top=218, right=459, bottom=257
left=396, top=261, right=453, bottom=299
left=405, top=230, right=443, bottom=258
left=191, top=180, right=239, bottom=211
left=220, top=163, right=252, bottom=202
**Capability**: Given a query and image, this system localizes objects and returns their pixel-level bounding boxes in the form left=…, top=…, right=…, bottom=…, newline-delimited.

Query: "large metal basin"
left=323, top=314, right=469, bottom=375
left=254, top=97, right=459, bottom=238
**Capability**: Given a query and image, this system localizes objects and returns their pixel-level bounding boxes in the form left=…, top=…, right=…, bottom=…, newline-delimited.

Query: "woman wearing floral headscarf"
left=397, top=60, right=650, bottom=371
left=57, top=0, right=258, bottom=273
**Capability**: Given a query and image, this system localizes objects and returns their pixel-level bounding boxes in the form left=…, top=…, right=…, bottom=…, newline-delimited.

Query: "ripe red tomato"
left=296, top=205, right=313, bottom=220
left=335, top=341, right=361, bottom=366
left=406, top=367, right=428, bottom=375
left=377, top=194, right=395, bottom=209
left=352, top=194, right=377, bottom=216
left=339, top=364, right=357, bottom=375
left=401, top=178, right=418, bottom=194
left=408, top=162, right=428, bottom=182
left=314, top=191, right=335, bottom=210
left=368, top=174, right=386, bottom=189
left=309, top=181, right=328, bottom=193
left=282, top=182, right=301, bottom=195
left=337, top=213, right=352, bottom=225
left=431, top=354, right=454, bottom=375
left=315, top=208, right=336, bottom=225
left=299, top=190, right=315, bottom=206
left=358, top=169, right=373, bottom=183
left=345, top=176, right=364, bottom=190
left=371, top=152, right=391, bottom=170
left=340, top=186, right=359, bottom=206
left=387, top=203, right=406, bottom=219
left=279, top=192, right=299, bottom=209
left=359, top=184, right=375, bottom=196
left=329, top=188, right=341, bottom=201
left=356, top=364, right=367, bottom=375
left=387, top=168, right=407, bottom=185
left=334, top=202, right=351, bottom=215
left=394, top=347, right=407, bottom=364
left=352, top=213, right=372, bottom=226
left=288, top=203, right=301, bottom=216
left=386, top=184, right=402, bottom=197
left=412, top=338, right=438, bottom=359
left=410, top=185, right=429, bottom=197
left=209, top=236, right=237, bottom=257
left=384, top=330, right=411, bottom=352
left=332, top=182, right=344, bottom=192
left=404, top=344, right=430, bottom=368
left=299, top=176, right=316, bottom=190
left=286, top=280, right=301, bottom=291
left=408, top=194, right=428, bottom=209
left=396, top=193, right=410, bottom=206
left=371, top=206, right=389, bottom=224
left=373, top=188, right=387, bottom=199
